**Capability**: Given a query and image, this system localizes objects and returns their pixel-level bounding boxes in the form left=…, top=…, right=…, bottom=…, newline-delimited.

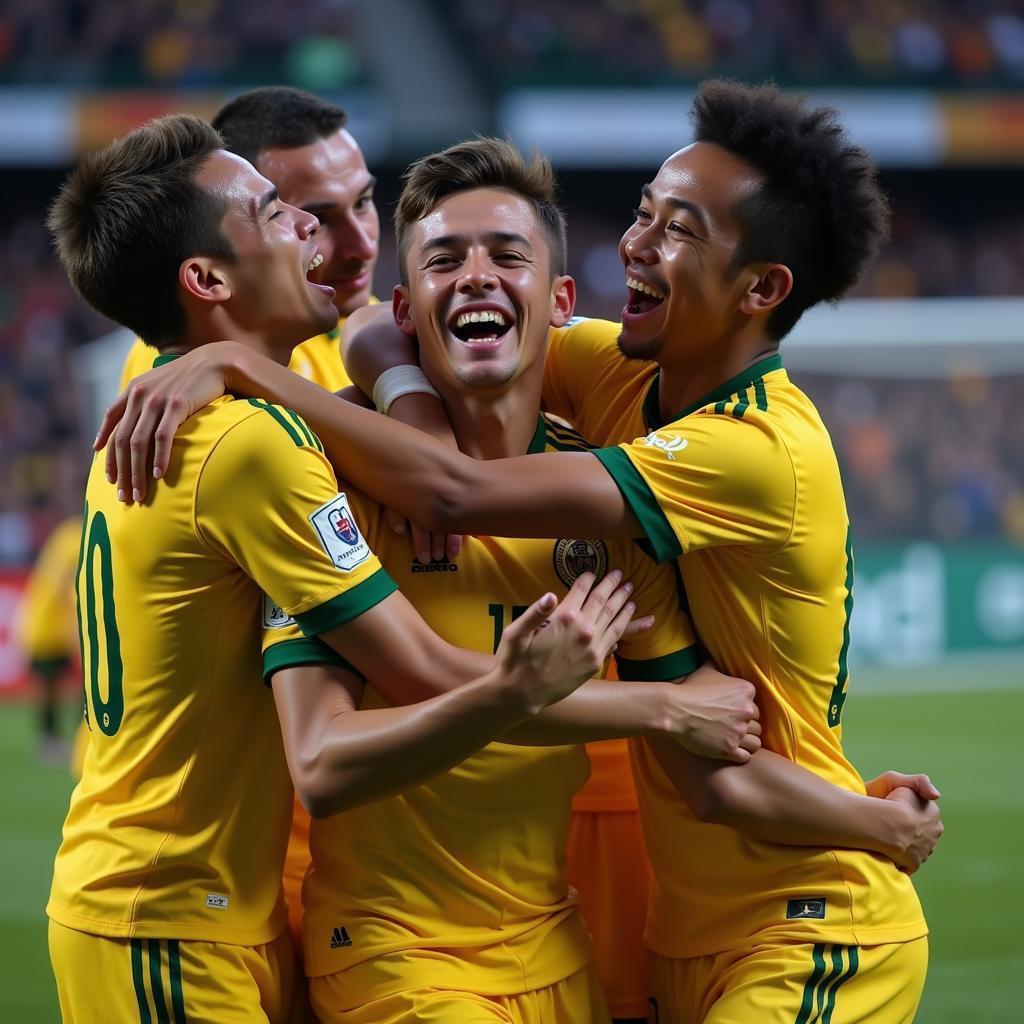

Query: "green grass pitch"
left=1, top=658, right=1020, bottom=1021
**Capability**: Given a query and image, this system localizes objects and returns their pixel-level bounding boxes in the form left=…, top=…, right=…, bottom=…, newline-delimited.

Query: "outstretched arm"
left=645, top=737, right=943, bottom=872
left=96, top=342, right=641, bottom=541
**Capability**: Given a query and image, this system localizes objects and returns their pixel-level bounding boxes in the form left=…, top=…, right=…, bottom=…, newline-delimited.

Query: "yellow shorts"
left=310, top=962, right=609, bottom=1024
left=648, top=937, right=928, bottom=1024
left=566, top=809, right=650, bottom=1020
left=49, top=919, right=300, bottom=1023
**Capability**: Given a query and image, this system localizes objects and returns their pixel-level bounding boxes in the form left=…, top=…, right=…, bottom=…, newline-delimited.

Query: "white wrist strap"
left=372, top=364, right=441, bottom=416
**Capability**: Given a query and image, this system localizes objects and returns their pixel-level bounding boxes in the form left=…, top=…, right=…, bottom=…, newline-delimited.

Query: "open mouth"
left=304, top=252, right=335, bottom=298
left=625, top=275, right=666, bottom=316
left=448, top=309, right=514, bottom=345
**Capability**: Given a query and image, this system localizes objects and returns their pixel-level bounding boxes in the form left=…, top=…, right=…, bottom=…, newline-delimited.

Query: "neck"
left=436, top=375, right=543, bottom=461
left=174, top=309, right=295, bottom=366
left=656, top=335, right=779, bottom=422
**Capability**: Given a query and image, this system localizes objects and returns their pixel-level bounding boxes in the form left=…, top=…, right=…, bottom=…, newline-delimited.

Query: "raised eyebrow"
left=640, top=184, right=709, bottom=234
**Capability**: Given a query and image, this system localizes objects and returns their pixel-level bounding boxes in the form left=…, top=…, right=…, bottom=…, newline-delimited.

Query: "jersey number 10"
left=76, top=504, right=125, bottom=736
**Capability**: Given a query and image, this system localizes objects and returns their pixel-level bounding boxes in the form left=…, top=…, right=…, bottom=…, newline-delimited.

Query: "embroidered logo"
left=642, top=431, right=688, bottom=460
left=552, top=539, right=609, bottom=588
left=330, top=926, right=352, bottom=948
left=786, top=898, right=826, bottom=920
left=205, top=894, right=229, bottom=910
left=308, top=493, right=370, bottom=572
left=263, top=594, right=294, bottom=629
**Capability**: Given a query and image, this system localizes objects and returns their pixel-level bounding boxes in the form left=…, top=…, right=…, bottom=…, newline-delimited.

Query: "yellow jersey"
left=544, top=317, right=926, bottom=958
left=264, top=415, right=699, bottom=996
left=17, top=516, right=82, bottom=661
left=48, top=357, right=396, bottom=945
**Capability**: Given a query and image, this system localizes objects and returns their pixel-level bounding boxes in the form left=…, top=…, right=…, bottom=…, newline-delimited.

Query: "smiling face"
left=257, top=129, right=379, bottom=317
left=192, top=150, right=338, bottom=353
left=396, top=187, right=573, bottom=394
left=618, top=141, right=765, bottom=364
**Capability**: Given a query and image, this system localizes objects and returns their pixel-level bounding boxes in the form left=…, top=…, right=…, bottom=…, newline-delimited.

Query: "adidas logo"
left=330, top=926, right=352, bottom=949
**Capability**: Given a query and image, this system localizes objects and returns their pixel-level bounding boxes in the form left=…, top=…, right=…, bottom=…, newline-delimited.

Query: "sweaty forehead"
left=414, top=188, right=541, bottom=248
left=652, top=141, right=763, bottom=223
left=257, top=130, right=370, bottom=204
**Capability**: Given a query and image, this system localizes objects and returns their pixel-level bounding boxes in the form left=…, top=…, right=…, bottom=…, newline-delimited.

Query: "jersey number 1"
left=77, top=504, right=125, bottom=735
left=488, top=603, right=529, bottom=653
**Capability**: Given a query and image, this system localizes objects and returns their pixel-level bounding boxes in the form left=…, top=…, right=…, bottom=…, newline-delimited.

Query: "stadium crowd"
left=443, top=0, right=1024, bottom=85
left=0, top=0, right=362, bottom=88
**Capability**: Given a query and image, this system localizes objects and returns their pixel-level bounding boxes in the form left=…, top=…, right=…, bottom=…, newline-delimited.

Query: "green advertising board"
left=850, top=541, right=1024, bottom=664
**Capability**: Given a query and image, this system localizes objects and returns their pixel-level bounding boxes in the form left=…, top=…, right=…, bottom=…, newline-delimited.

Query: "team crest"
left=552, top=539, right=609, bottom=588
left=309, top=493, right=370, bottom=572
left=263, top=594, right=294, bottom=629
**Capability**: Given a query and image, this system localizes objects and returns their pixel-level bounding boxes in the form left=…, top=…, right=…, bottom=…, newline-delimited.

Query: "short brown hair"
left=48, top=114, right=235, bottom=348
left=395, top=137, right=567, bottom=283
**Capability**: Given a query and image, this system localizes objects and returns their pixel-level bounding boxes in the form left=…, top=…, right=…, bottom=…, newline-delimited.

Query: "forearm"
left=504, top=680, right=672, bottom=745
left=649, top=739, right=910, bottom=858
left=294, top=671, right=531, bottom=817
left=222, top=344, right=638, bottom=539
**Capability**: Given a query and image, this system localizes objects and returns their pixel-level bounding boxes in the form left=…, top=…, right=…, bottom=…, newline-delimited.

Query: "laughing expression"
left=618, top=141, right=763, bottom=364
left=397, top=187, right=573, bottom=394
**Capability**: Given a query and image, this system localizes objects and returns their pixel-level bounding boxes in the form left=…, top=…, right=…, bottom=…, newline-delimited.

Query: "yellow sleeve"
left=259, top=486, right=384, bottom=684
left=543, top=317, right=626, bottom=424
left=610, top=543, right=702, bottom=681
left=196, top=403, right=397, bottom=636
left=593, top=410, right=796, bottom=562
left=118, top=337, right=157, bottom=390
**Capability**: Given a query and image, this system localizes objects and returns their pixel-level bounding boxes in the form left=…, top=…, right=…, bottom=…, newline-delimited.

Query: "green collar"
left=642, top=353, right=783, bottom=429
left=153, top=352, right=182, bottom=368
left=527, top=415, right=547, bottom=454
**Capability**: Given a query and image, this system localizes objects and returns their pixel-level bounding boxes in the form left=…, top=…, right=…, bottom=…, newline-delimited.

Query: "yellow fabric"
left=648, top=937, right=927, bottom=1024
left=49, top=919, right=299, bottom=1024
left=544, top=317, right=927, bottom=959
left=117, top=337, right=158, bottom=390
left=565, top=809, right=651, bottom=1020
left=48, top=383, right=395, bottom=945
left=17, top=516, right=82, bottom=660
left=289, top=328, right=352, bottom=393
left=310, top=962, right=609, bottom=1024
left=263, top=415, right=698, bottom=999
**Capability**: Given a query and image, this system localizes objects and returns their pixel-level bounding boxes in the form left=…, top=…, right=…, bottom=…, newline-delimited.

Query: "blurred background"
left=0, top=1, right=1021, bottom=1019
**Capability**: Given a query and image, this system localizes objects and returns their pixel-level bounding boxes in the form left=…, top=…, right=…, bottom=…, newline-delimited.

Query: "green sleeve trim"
left=293, top=568, right=398, bottom=637
left=616, top=644, right=701, bottom=682
left=592, top=446, right=682, bottom=564
left=263, top=637, right=361, bottom=686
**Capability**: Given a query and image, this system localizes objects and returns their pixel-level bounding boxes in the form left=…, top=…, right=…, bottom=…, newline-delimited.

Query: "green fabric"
left=263, top=637, right=361, bottom=686
left=148, top=941, right=170, bottom=1024
left=615, top=644, right=701, bottom=682
left=167, top=940, right=187, bottom=1024
left=592, top=446, right=682, bottom=563
left=130, top=939, right=152, bottom=1024
left=642, top=352, right=783, bottom=429
left=294, top=568, right=398, bottom=637
left=247, top=398, right=304, bottom=447
left=526, top=415, right=548, bottom=454
left=152, top=353, right=182, bottom=368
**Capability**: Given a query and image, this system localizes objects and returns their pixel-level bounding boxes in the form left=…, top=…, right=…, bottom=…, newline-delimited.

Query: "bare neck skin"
left=167, top=308, right=296, bottom=368
left=655, top=332, right=780, bottom=422
left=430, top=355, right=547, bottom=462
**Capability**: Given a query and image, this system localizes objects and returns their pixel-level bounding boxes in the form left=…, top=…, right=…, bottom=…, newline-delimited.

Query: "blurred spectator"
left=440, top=0, right=1024, bottom=87
left=0, top=0, right=363, bottom=89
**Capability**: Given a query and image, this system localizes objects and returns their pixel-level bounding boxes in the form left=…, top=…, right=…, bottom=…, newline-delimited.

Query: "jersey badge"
left=642, top=430, right=688, bottom=460
left=263, top=595, right=295, bottom=629
left=552, top=539, right=609, bottom=588
left=309, top=493, right=371, bottom=572
left=786, top=897, right=826, bottom=920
